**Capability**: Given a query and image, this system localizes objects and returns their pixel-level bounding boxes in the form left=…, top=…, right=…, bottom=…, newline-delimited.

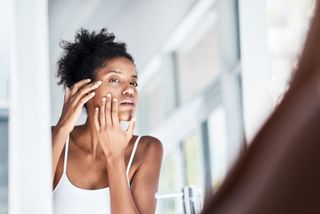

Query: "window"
left=175, top=11, right=221, bottom=105
left=157, top=146, right=184, bottom=214
left=208, top=106, right=228, bottom=191
left=137, top=1, right=240, bottom=213
left=137, top=56, right=177, bottom=133
left=182, top=128, right=204, bottom=191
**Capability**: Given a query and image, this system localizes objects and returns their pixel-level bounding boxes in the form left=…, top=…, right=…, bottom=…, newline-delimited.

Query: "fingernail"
left=95, top=107, right=99, bottom=111
left=102, top=97, right=106, bottom=101
left=113, top=98, right=117, bottom=102
left=86, top=79, right=91, bottom=82
left=95, top=81, right=102, bottom=85
left=106, top=93, right=111, bottom=97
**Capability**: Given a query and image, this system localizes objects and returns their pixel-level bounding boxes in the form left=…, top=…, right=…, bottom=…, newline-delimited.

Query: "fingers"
left=76, top=91, right=96, bottom=109
left=112, top=97, right=120, bottom=127
left=70, top=79, right=91, bottom=94
left=100, top=93, right=119, bottom=128
left=126, top=116, right=136, bottom=137
left=73, top=81, right=102, bottom=104
left=100, top=97, right=106, bottom=128
left=105, top=93, right=112, bottom=127
left=94, top=107, right=100, bottom=130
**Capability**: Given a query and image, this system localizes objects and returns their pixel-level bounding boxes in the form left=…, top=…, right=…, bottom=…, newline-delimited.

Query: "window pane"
left=176, top=11, right=221, bottom=105
left=208, top=106, right=227, bottom=190
left=182, top=128, right=204, bottom=191
left=157, top=147, right=184, bottom=214
left=138, top=56, right=176, bottom=133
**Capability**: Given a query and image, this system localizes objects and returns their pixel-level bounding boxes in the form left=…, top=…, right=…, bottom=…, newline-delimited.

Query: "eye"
left=130, top=82, right=138, bottom=87
left=109, top=78, right=120, bottom=84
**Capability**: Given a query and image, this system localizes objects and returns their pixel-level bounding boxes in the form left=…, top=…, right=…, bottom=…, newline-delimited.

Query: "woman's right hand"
left=56, top=79, right=102, bottom=133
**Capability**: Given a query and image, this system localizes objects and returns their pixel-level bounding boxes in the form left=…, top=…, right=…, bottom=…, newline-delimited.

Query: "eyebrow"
left=105, top=70, right=138, bottom=79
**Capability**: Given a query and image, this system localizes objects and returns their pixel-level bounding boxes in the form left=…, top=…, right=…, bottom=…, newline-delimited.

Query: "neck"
left=75, top=109, right=104, bottom=159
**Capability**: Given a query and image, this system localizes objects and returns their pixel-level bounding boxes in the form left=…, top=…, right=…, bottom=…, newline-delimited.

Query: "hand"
left=56, top=79, right=102, bottom=133
left=93, top=93, right=136, bottom=159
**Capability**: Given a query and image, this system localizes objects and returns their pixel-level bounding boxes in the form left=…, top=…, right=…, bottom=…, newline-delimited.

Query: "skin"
left=52, top=57, right=163, bottom=214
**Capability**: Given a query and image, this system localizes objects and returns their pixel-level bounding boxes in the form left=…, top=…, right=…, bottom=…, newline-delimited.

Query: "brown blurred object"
left=203, top=1, right=320, bottom=213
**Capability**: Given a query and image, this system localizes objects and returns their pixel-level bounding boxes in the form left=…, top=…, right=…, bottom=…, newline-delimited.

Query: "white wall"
left=7, top=0, right=52, bottom=213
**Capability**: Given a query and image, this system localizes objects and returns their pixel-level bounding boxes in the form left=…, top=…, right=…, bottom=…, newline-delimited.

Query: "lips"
left=119, top=98, right=135, bottom=107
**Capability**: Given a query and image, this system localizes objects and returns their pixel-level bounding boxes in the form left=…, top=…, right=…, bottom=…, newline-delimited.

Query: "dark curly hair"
left=56, top=28, right=134, bottom=89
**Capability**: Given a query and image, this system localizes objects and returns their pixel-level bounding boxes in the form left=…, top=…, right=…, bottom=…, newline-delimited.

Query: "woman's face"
left=89, top=57, right=138, bottom=121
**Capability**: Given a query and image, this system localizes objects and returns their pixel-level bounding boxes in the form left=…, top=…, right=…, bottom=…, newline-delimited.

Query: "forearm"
left=51, top=125, right=69, bottom=179
left=106, top=156, right=139, bottom=214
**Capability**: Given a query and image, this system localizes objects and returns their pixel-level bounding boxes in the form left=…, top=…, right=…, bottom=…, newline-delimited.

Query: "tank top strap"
left=126, top=136, right=141, bottom=185
left=62, top=135, right=70, bottom=174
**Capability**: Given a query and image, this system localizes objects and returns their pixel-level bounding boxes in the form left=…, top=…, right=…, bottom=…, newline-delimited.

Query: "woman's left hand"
left=93, top=93, right=136, bottom=159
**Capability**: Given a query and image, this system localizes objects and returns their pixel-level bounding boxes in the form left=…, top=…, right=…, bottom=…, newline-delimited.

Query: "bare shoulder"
left=51, top=125, right=60, bottom=134
left=140, top=135, right=163, bottom=151
left=137, top=135, right=163, bottom=159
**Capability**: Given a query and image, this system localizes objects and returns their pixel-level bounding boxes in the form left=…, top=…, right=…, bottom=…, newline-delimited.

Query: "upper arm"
left=130, top=136, right=163, bottom=213
left=51, top=125, right=55, bottom=135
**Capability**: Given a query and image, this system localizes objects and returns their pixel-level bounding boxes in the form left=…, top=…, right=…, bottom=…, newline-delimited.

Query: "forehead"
left=96, top=57, right=137, bottom=78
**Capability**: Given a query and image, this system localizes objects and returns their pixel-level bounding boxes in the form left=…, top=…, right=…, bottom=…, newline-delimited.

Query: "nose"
left=122, top=84, right=135, bottom=95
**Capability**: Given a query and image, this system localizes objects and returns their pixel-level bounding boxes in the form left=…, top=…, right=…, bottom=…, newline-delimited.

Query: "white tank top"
left=52, top=135, right=141, bottom=214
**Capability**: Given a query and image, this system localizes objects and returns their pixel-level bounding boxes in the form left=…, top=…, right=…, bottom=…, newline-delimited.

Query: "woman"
left=51, top=28, right=163, bottom=214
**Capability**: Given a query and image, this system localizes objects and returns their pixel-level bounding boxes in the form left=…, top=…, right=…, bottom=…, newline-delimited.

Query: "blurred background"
left=0, top=0, right=315, bottom=213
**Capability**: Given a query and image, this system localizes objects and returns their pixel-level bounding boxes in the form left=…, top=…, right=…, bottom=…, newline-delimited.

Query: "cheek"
left=94, top=86, right=123, bottom=102
left=96, top=85, right=116, bottom=96
left=93, top=89, right=105, bottom=103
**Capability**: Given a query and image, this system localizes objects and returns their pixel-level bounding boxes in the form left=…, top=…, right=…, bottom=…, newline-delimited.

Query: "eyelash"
left=131, top=82, right=139, bottom=87
left=109, top=79, right=120, bottom=83
left=109, top=78, right=138, bottom=87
